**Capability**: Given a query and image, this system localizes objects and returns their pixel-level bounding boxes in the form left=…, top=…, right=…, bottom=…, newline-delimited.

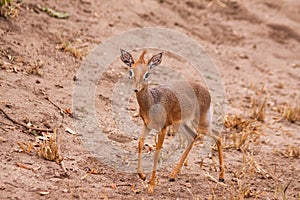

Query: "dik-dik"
left=120, top=49, right=225, bottom=194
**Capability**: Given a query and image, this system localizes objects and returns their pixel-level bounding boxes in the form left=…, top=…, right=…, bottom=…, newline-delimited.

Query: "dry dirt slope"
left=0, top=0, right=300, bottom=199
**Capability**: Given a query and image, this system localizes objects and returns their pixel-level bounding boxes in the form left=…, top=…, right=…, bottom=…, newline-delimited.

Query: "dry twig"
left=0, top=107, right=53, bottom=133
left=204, top=172, right=227, bottom=187
left=45, top=97, right=73, bottom=118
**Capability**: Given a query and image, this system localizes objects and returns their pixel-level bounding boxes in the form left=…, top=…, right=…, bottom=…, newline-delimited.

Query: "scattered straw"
left=224, top=114, right=261, bottom=150
left=247, top=155, right=277, bottom=181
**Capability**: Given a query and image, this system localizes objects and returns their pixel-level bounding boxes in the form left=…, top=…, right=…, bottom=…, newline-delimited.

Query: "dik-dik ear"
left=120, top=49, right=134, bottom=67
left=148, top=52, right=163, bottom=69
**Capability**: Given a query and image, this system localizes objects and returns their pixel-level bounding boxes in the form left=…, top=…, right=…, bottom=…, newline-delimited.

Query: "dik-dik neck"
left=136, top=84, right=154, bottom=111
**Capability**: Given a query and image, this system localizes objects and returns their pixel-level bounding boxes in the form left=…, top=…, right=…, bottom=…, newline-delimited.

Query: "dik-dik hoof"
left=219, top=178, right=225, bottom=182
left=138, top=173, right=146, bottom=181
left=147, top=185, right=155, bottom=194
left=168, top=178, right=175, bottom=182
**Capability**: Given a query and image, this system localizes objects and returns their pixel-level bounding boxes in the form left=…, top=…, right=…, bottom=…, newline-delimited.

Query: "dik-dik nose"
left=134, top=89, right=138, bottom=93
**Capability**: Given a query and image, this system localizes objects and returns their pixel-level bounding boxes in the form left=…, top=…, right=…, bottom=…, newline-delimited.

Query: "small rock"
left=126, top=106, right=136, bottom=111
left=0, top=137, right=8, bottom=143
left=184, top=183, right=192, bottom=188
left=119, top=178, right=125, bottom=182
left=39, top=191, right=49, bottom=196
left=5, top=104, right=12, bottom=109
left=43, top=122, right=51, bottom=129
left=239, top=54, right=248, bottom=59
left=55, top=84, right=63, bottom=88
left=0, top=183, right=6, bottom=190
left=103, top=127, right=111, bottom=133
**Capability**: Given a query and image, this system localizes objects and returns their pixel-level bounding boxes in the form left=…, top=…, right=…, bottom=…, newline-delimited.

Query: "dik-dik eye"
left=129, top=69, right=134, bottom=79
left=143, top=71, right=149, bottom=81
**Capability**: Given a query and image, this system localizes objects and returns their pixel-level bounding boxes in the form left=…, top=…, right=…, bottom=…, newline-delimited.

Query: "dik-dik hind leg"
left=169, top=124, right=197, bottom=181
left=148, top=127, right=167, bottom=194
left=208, top=130, right=225, bottom=182
left=138, top=125, right=150, bottom=180
left=197, top=110, right=225, bottom=182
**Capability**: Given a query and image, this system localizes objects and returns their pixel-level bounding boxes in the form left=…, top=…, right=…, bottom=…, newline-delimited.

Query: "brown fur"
left=120, top=49, right=225, bottom=194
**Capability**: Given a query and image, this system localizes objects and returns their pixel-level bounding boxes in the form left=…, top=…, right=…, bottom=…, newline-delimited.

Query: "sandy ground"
left=0, top=0, right=300, bottom=199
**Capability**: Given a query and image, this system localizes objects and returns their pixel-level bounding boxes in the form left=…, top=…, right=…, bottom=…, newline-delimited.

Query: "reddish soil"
left=0, top=0, right=299, bottom=199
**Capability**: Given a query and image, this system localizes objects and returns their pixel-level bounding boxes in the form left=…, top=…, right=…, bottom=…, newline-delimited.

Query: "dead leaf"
left=36, top=136, right=48, bottom=141
left=32, top=166, right=41, bottom=171
left=16, top=162, right=32, bottom=170
left=111, top=183, right=117, bottom=190
left=64, top=108, right=72, bottom=115
left=65, top=127, right=77, bottom=135
left=88, top=168, right=100, bottom=174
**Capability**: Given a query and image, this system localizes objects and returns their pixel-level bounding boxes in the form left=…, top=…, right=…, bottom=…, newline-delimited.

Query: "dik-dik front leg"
left=148, top=127, right=167, bottom=194
left=137, top=125, right=150, bottom=180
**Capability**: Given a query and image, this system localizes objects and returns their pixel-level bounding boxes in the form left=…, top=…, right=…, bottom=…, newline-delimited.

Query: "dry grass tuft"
left=0, top=0, right=19, bottom=18
left=37, top=128, right=63, bottom=163
left=26, top=60, right=44, bottom=76
left=224, top=114, right=261, bottom=150
left=250, top=95, right=268, bottom=122
left=282, top=98, right=300, bottom=123
left=57, top=41, right=87, bottom=60
left=284, top=145, right=300, bottom=158
left=245, top=83, right=269, bottom=122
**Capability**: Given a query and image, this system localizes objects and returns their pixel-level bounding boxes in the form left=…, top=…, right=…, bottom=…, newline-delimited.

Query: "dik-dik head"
left=120, top=49, right=163, bottom=92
